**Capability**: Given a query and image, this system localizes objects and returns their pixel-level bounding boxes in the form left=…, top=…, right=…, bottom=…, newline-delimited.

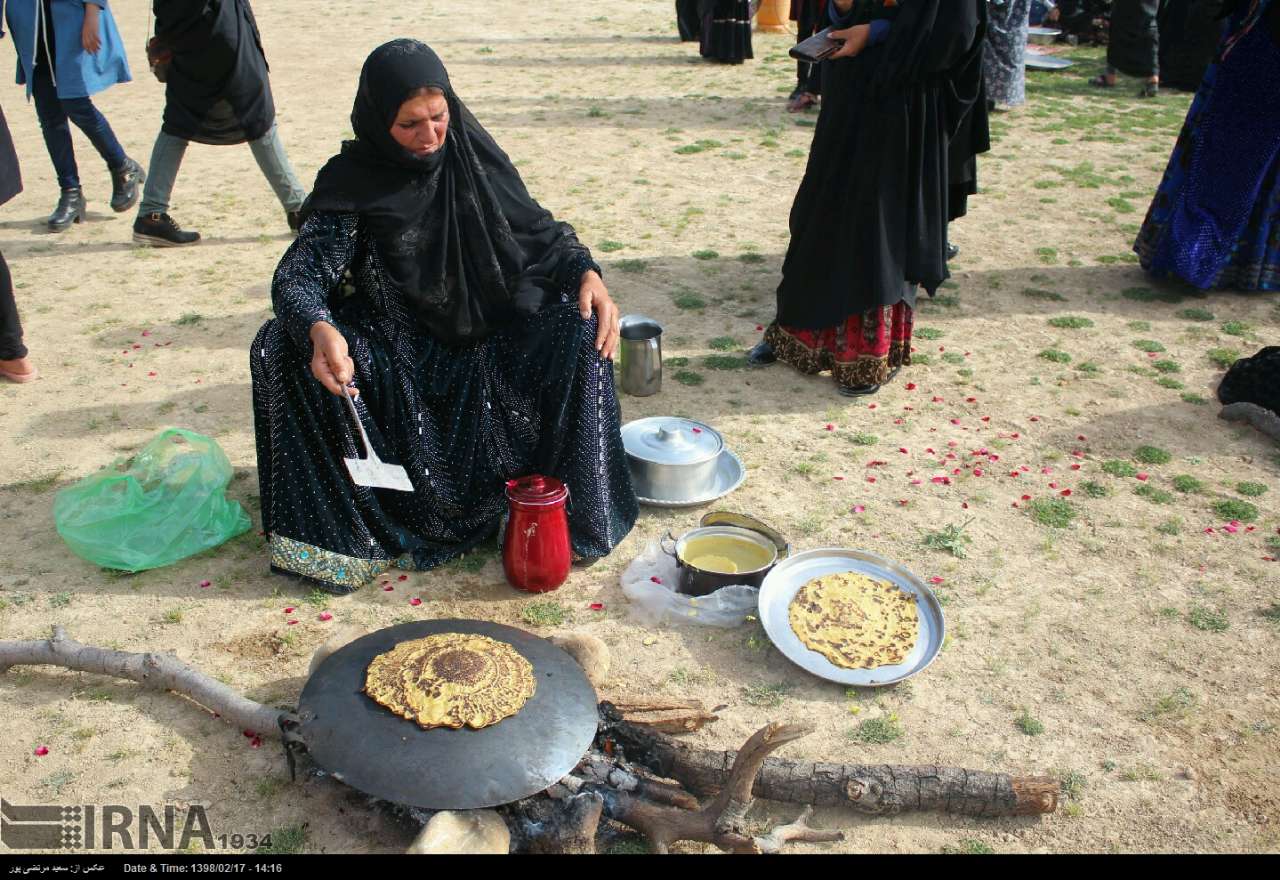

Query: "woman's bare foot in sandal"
left=1139, top=78, right=1160, bottom=98
left=0, top=356, right=38, bottom=383
left=787, top=90, right=819, bottom=113
left=1090, top=72, right=1117, bottom=88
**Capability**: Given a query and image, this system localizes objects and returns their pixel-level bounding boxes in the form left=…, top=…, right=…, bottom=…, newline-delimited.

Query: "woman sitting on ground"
left=250, top=40, right=638, bottom=594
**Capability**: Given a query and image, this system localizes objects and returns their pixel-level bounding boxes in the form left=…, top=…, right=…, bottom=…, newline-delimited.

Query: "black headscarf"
left=303, top=40, right=592, bottom=343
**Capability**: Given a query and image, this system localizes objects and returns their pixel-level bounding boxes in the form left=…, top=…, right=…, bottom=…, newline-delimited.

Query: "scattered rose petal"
left=1071, top=464, right=1082, bottom=471
left=825, top=423, right=835, bottom=431
left=650, top=575, right=663, bottom=584
left=898, top=447, right=909, bottom=454
left=868, top=404, right=877, bottom=410
left=1030, top=416, right=1040, bottom=422
left=1136, top=473, right=1149, bottom=481
left=755, top=324, right=764, bottom=331
left=1204, top=527, right=1216, bottom=534
left=1246, top=526, right=1256, bottom=532
left=34, top=746, right=48, bottom=756
left=852, top=505, right=866, bottom=514
left=242, top=730, right=256, bottom=738
left=966, top=397, right=977, bottom=403
left=250, top=737, right=262, bottom=749
left=905, top=383, right=917, bottom=390
left=894, top=418, right=905, bottom=425
left=1011, top=433, right=1021, bottom=439
left=1060, top=489, right=1072, bottom=497
left=951, top=418, right=962, bottom=425
left=961, top=502, right=970, bottom=509
left=931, top=396, right=944, bottom=403
left=141, top=330, right=152, bottom=337
left=833, top=475, right=845, bottom=481
left=398, top=574, right=408, bottom=581
left=409, top=597, right=423, bottom=607
left=286, top=619, right=298, bottom=626
left=981, top=416, right=991, bottom=422
left=1012, top=502, right=1020, bottom=508
left=926, top=447, right=936, bottom=454
left=1021, top=494, right=1032, bottom=501
left=989, top=454, right=1001, bottom=461
left=1021, top=465, right=1031, bottom=472
left=283, top=607, right=295, bottom=614
left=1072, top=450, right=1085, bottom=458
left=318, top=612, right=333, bottom=622
left=911, top=479, right=923, bottom=486
left=1010, top=471, right=1021, bottom=478
left=692, top=427, right=702, bottom=434
left=589, top=603, right=604, bottom=611
left=973, top=468, right=984, bottom=477
left=199, top=580, right=211, bottom=588
left=1042, top=468, right=1054, bottom=475
left=931, top=476, right=951, bottom=485
left=1077, top=435, right=1088, bottom=441
left=897, top=499, right=909, bottom=506
left=947, top=440, right=959, bottom=448
left=1049, top=481, right=1058, bottom=488
left=867, top=476, right=877, bottom=483
left=1224, top=524, right=1239, bottom=534
left=383, top=585, right=394, bottom=591
left=929, top=576, right=944, bottom=585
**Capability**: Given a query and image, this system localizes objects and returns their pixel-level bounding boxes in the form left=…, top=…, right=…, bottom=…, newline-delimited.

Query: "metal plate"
left=757, top=549, right=945, bottom=687
left=636, top=449, right=745, bottom=508
left=1026, top=54, right=1075, bottom=70
left=297, top=619, right=599, bottom=809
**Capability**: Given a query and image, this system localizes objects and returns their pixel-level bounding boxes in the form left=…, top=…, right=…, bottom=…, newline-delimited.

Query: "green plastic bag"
left=54, top=429, right=252, bottom=572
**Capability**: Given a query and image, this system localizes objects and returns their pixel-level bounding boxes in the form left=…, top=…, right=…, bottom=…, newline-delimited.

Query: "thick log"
left=606, top=697, right=721, bottom=734
left=601, top=705, right=1058, bottom=817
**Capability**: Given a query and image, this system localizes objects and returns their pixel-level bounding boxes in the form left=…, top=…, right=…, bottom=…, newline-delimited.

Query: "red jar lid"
left=505, top=475, right=568, bottom=507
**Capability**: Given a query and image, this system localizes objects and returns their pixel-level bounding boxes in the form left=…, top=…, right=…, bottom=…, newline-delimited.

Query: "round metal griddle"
left=297, top=619, right=599, bottom=809
left=757, top=548, right=945, bottom=687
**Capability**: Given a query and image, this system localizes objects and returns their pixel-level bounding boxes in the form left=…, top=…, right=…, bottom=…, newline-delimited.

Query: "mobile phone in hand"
left=789, top=27, right=845, bottom=64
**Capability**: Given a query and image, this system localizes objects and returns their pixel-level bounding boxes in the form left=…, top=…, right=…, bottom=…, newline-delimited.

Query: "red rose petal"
left=383, top=585, right=394, bottom=591
left=852, top=505, right=866, bottom=514
left=1011, top=433, right=1021, bottom=439
left=966, top=397, right=977, bottom=403
left=833, top=475, right=845, bottom=481
left=1077, top=435, right=1088, bottom=441
left=929, top=576, right=944, bottom=585
left=1071, top=464, right=1082, bottom=470
left=141, top=330, right=152, bottom=337
left=318, top=612, right=333, bottom=622
left=692, top=427, right=703, bottom=434
left=1012, top=502, right=1020, bottom=508
left=756, top=324, right=764, bottom=331
left=1060, top=489, right=1072, bottom=497
left=894, top=418, right=905, bottom=425
left=1030, top=416, right=1040, bottom=422
left=1049, top=481, right=1058, bottom=488
left=286, top=620, right=298, bottom=626
left=147, top=372, right=157, bottom=377
left=589, top=603, right=604, bottom=611
left=1136, top=473, right=1149, bottom=481
left=825, top=423, right=835, bottom=431
left=899, top=447, right=909, bottom=454
left=973, top=468, right=984, bottom=476
left=650, top=575, right=663, bottom=585
left=199, top=580, right=211, bottom=588
left=897, top=499, right=909, bottom=506
left=34, top=746, right=48, bottom=756
left=283, top=607, right=295, bottom=613
left=250, top=737, right=262, bottom=749
left=911, top=479, right=923, bottom=486
left=905, top=383, right=917, bottom=390
left=398, top=574, right=408, bottom=581
left=1021, top=494, right=1032, bottom=501
left=409, top=597, right=423, bottom=606
left=981, top=416, right=991, bottom=422
left=1204, top=527, right=1216, bottom=534
left=869, top=404, right=877, bottom=410
left=867, top=476, right=877, bottom=483
left=951, top=418, right=962, bottom=425
left=961, top=502, right=970, bottom=509
left=243, top=730, right=256, bottom=738
left=931, top=396, right=944, bottom=403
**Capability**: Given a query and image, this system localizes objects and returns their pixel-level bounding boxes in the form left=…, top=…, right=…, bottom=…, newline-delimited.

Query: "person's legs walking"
left=248, top=123, right=308, bottom=229
left=30, top=62, right=79, bottom=190
left=0, top=251, right=37, bottom=382
left=133, top=133, right=200, bottom=247
left=59, top=95, right=145, bottom=211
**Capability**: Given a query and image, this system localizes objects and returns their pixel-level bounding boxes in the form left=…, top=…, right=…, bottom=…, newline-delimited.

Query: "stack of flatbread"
left=789, top=572, right=919, bottom=669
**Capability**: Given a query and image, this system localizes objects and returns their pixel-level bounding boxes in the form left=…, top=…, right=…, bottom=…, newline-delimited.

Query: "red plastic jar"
left=503, top=475, right=571, bottom=593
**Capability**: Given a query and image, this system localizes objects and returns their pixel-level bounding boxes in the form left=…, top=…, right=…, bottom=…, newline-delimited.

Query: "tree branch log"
left=600, top=703, right=1058, bottom=817
left=0, top=626, right=290, bottom=737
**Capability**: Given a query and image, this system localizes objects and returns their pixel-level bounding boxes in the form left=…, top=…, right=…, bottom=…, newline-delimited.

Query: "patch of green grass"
left=1260, top=603, right=1280, bottom=624
left=665, top=356, right=690, bottom=368
left=942, top=352, right=965, bottom=365
left=1178, top=308, right=1215, bottom=322
left=258, top=824, right=308, bottom=855
left=1152, top=360, right=1181, bottom=375
left=1102, top=460, right=1139, bottom=478
left=12, top=472, right=63, bottom=493
left=1213, top=499, right=1258, bottom=523
left=49, top=592, right=72, bottom=608
left=942, top=838, right=995, bottom=855
left=672, top=292, right=707, bottom=310
left=615, top=259, right=647, bottom=273
left=1128, top=321, right=1152, bottom=332
left=1181, top=393, right=1208, bottom=405
left=1134, top=446, right=1172, bottom=465
left=1076, top=361, right=1101, bottom=374
left=922, top=521, right=973, bottom=559
left=1060, top=771, right=1088, bottom=802
left=1106, top=197, right=1135, bottom=214
left=912, top=353, right=933, bottom=365
left=1155, top=518, right=1182, bottom=536
left=849, top=713, right=904, bottom=744
left=1048, top=316, right=1094, bottom=329
left=447, top=547, right=494, bottom=573
left=1141, top=687, right=1196, bottom=722
left=1155, top=377, right=1185, bottom=389
left=162, top=608, right=184, bottom=624
left=1221, top=321, right=1252, bottom=337
left=1036, top=247, right=1059, bottom=264
left=737, top=252, right=767, bottom=264
left=673, top=370, right=704, bottom=387
left=42, top=771, right=76, bottom=796
left=1132, top=339, right=1166, bottom=353
left=691, top=249, right=719, bottom=261
left=520, top=600, right=568, bottom=627
left=1236, top=481, right=1268, bottom=498
left=1080, top=481, right=1110, bottom=499
left=1028, top=498, right=1076, bottom=529
left=1135, top=484, right=1175, bottom=505
left=708, top=336, right=740, bottom=351
left=741, top=682, right=791, bottom=709
left=1022, top=288, right=1067, bottom=302
left=1187, top=605, right=1229, bottom=633
left=598, top=240, right=626, bottom=253
left=848, top=432, right=879, bottom=446
left=703, top=354, right=747, bottom=370
left=175, top=312, right=204, bottom=326
left=914, top=327, right=944, bottom=340
left=606, top=838, right=650, bottom=855
left=1015, top=708, right=1045, bottom=736
left=1039, top=349, right=1072, bottom=364
left=1207, top=347, right=1240, bottom=368
left=1172, top=475, right=1203, bottom=494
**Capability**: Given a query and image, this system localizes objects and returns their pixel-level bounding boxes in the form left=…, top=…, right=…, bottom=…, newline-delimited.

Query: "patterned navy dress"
left=250, top=211, right=638, bottom=593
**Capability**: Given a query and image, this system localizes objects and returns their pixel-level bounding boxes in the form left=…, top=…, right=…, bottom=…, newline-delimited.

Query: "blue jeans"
left=139, top=124, right=307, bottom=216
left=30, top=62, right=127, bottom=190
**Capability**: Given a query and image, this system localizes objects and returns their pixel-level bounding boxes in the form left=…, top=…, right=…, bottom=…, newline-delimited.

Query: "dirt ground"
left=1, top=0, right=1277, bottom=856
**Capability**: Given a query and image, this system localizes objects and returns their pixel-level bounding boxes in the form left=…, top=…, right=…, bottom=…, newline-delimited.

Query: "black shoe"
left=838, top=383, right=881, bottom=397
left=946, top=242, right=960, bottom=260
left=47, top=187, right=87, bottom=232
left=109, top=158, right=145, bottom=213
left=287, top=210, right=303, bottom=234
left=747, top=339, right=777, bottom=366
left=133, top=212, right=201, bottom=247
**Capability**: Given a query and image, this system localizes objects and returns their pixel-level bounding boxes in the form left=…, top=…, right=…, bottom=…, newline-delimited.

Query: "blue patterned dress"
left=1135, top=0, right=1280, bottom=291
left=250, top=212, right=638, bottom=593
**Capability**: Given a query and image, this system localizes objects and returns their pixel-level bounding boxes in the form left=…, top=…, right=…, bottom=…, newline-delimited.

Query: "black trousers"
left=0, top=251, right=26, bottom=361
left=795, top=0, right=825, bottom=94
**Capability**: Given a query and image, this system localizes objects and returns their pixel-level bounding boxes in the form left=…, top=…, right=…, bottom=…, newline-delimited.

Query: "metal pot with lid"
left=621, top=417, right=725, bottom=503
left=661, top=512, right=791, bottom=596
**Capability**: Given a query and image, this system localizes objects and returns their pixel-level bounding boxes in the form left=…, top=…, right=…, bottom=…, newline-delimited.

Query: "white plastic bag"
left=620, top=540, right=758, bottom=627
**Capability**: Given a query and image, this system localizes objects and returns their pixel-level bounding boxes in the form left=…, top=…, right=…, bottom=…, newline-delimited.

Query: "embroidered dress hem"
left=765, top=303, right=914, bottom=390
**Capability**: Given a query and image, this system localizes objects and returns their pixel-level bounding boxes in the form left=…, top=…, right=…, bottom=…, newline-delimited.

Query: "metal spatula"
left=341, top=391, right=415, bottom=492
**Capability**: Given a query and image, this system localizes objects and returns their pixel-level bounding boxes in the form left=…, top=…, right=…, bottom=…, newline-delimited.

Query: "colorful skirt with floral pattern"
left=764, top=303, right=914, bottom=391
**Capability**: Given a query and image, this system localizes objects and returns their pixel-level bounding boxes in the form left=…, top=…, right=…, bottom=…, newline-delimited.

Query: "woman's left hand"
left=577, top=270, right=620, bottom=360
left=82, top=6, right=102, bottom=54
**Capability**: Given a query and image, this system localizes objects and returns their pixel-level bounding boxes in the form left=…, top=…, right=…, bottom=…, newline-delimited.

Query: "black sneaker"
left=747, top=339, right=777, bottom=366
left=946, top=242, right=960, bottom=260
left=133, top=212, right=201, bottom=247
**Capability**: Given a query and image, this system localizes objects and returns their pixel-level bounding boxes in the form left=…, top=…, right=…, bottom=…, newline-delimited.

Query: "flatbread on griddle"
left=788, top=572, right=919, bottom=669
left=364, top=633, right=535, bottom=730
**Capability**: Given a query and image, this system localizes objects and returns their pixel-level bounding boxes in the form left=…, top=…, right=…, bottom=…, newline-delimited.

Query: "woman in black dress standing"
left=0, top=102, right=37, bottom=384
left=750, top=0, right=987, bottom=396
left=698, top=0, right=753, bottom=63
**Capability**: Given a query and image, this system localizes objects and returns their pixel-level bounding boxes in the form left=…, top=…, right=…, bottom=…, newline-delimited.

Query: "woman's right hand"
left=828, top=23, right=871, bottom=60
left=309, top=322, right=358, bottom=397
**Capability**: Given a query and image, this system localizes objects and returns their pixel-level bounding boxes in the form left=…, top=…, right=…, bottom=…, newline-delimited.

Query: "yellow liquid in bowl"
left=681, top=535, right=773, bottom=573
